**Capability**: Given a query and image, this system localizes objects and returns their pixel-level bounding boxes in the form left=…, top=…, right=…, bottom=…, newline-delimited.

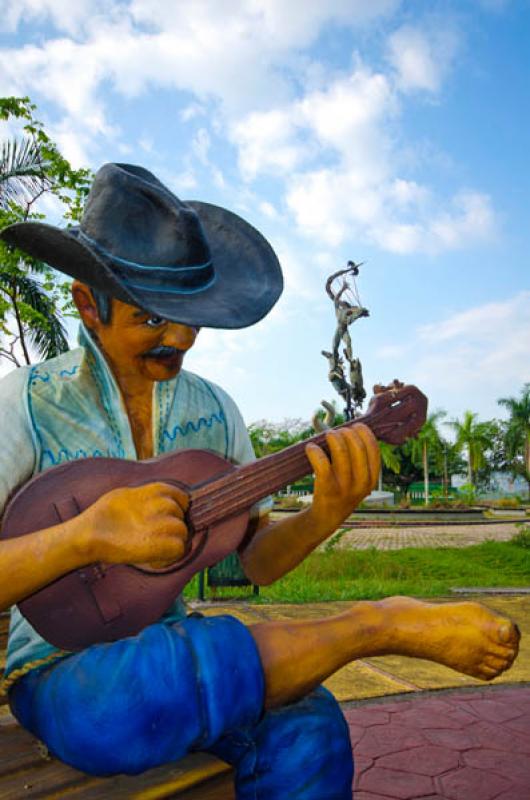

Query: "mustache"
left=142, top=345, right=183, bottom=359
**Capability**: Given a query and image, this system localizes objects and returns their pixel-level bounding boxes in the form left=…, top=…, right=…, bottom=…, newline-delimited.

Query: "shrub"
left=457, top=483, right=477, bottom=506
left=495, top=497, right=521, bottom=509
left=511, top=524, right=530, bottom=549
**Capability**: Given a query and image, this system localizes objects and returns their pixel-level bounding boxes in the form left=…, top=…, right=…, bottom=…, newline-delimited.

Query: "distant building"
left=451, top=472, right=527, bottom=496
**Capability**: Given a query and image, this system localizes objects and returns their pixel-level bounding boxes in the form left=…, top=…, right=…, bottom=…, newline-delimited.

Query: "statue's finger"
left=305, top=442, right=332, bottom=483
left=342, top=428, right=372, bottom=497
left=326, top=430, right=352, bottom=491
left=353, top=424, right=381, bottom=490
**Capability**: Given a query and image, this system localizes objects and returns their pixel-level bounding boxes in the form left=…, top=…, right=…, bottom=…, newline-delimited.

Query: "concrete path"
left=338, top=522, right=519, bottom=551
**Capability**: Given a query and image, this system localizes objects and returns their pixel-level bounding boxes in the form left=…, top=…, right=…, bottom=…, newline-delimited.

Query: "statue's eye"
left=145, top=316, right=166, bottom=328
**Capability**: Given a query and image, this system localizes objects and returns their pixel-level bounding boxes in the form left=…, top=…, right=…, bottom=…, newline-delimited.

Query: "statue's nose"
left=165, top=323, right=198, bottom=350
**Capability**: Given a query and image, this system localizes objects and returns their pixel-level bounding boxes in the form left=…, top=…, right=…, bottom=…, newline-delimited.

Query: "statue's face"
left=93, top=297, right=199, bottom=383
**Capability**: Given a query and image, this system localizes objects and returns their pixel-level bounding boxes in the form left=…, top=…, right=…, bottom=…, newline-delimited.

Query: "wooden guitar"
left=1, top=382, right=427, bottom=651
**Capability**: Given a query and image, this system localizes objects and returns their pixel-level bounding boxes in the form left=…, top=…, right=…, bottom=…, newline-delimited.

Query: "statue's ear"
left=71, top=281, right=99, bottom=330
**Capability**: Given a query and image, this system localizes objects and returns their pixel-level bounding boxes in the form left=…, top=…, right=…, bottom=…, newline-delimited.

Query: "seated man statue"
left=0, top=164, right=520, bottom=800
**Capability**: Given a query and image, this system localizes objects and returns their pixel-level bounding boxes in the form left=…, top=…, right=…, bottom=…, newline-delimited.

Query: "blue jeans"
left=10, top=615, right=353, bottom=799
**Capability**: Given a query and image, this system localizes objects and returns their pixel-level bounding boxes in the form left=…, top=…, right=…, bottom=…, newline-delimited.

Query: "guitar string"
left=190, top=448, right=312, bottom=527
left=189, top=417, right=377, bottom=525
left=189, top=402, right=418, bottom=527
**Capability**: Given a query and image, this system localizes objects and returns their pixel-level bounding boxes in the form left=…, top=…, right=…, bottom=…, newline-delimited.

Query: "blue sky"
left=1, top=0, right=528, bottom=430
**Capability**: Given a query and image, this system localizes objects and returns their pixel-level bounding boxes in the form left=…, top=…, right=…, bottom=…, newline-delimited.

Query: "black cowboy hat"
left=0, top=163, right=283, bottom=329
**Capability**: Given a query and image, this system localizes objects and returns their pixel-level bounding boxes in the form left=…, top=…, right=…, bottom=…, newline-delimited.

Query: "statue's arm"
left=239, top=424, right=379, bottom=584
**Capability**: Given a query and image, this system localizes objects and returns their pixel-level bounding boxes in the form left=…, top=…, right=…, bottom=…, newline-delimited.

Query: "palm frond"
left=1, top=271, right=69, bottom=360
left=16, top=274, right=68, bottom=358
left=0, top=136, right=52, bottom=209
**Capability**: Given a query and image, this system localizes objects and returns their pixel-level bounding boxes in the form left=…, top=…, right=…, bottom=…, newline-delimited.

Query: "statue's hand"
left=83, top=482, right=190, bottom=567
left=305, top=425, right=379, bottom=533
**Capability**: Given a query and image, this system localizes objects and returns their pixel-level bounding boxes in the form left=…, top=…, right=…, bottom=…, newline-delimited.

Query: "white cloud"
left=0, top=0, right=401, bottom=139
left=386, top=24, right=460, bottom=93
left=231, top=65, right=394, bottom=181
left=231, top=109, right=310, bottom=180
left=0, top=1, right=497, bottom=256
left=229, top=50, right=496, bottom=255
left=376, top=344, right=408, bottom=359
left=372, top=292, right=530, bottom=422
left=191, top=128, right=211, bottom=166
left=259, top=201, right=279, bottom=220
left=410, top=291, right=530, bottom=410
left=418, top=293, right=529, bottom=345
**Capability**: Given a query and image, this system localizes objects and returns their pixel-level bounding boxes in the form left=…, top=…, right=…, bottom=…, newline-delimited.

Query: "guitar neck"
left=189, top=430, right=326, bottom=529
left=188, top=383, right=427, bottom=530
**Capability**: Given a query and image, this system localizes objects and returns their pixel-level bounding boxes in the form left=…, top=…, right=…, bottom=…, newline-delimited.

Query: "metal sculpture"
left=322, top=261, right=369, bottom=421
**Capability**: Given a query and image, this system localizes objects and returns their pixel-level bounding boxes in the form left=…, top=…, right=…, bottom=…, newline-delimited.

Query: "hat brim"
left=0, top=202, right=283, bottom=329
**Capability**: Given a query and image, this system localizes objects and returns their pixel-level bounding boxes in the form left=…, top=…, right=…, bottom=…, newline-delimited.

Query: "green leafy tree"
left=378, top=441, right=401, bottom=490
left=498, top=384, right=530, bottom=497
left=447, top=410, right=494, bottom=487
left=408, top=410, right=446, bottom=505
left=0, top=96, right=92, bottom=366
left=248, top=418, right=312, bottom=458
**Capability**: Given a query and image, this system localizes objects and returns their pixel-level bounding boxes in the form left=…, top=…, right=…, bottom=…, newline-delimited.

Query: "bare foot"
left=376, top=596, right=520, bottom=681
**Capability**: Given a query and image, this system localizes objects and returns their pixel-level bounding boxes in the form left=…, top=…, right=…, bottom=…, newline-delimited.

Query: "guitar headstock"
left=361, top=381, right=428, bottom=445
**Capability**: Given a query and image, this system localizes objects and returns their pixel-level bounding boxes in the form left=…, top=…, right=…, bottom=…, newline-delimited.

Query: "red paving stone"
left=343, top=685, right=530, bottom=799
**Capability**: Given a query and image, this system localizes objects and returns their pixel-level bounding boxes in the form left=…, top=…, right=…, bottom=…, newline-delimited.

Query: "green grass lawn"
left=183, top=539, right=530, bottom=604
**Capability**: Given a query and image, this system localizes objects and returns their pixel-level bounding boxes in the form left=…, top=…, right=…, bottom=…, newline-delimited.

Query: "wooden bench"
left=0, top=612, right=235, bottom=799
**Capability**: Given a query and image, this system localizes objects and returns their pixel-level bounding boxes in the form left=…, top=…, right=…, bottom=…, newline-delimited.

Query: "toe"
left=487, top=641, right=518, bottom=661
left=479, top=664, right=499, bottom=681
left=484, top=654, right=509, bottom=672
left=498, top=621, right=520, bottom=646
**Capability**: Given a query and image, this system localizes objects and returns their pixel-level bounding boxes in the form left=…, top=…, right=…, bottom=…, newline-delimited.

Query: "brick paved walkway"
left=345, top=685, right=530, bottom=800
left=339, top=523, right=518, bottom=551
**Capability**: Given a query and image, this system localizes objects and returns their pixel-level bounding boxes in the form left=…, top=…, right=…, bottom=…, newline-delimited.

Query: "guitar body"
left=2, top=449, right=250, bottom=651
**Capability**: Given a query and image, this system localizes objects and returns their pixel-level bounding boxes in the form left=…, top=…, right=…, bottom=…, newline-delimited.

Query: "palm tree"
left=409, top=410, right=446, bottom=505
left=498, top=384, right=530, bottom=497
left=447, top=411, right=494, bottom=487
left=378, top=442, right=401, bottom=491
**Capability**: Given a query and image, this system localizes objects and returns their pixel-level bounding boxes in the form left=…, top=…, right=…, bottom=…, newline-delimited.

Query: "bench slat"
left=0, top=759, right=95, bottom=799
left=0, top=718, right=51, bottom=776
left=55, top=757, right=231, bottom=799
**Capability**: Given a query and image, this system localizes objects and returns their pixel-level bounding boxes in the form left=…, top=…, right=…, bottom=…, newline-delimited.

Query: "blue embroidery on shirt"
left=27, top=366, right=47, bottom=464
left=197, top=378, right=230, bottom=459
left=58, top=366, right=79, bottom=378
left=41, top=447, right=118, bottom=465
left=29, top=371, right=50, bottom=384
left=162, top=410, right=225, bottom=441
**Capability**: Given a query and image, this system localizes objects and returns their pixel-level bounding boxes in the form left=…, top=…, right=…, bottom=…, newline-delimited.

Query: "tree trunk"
left=11, top=290, right=31, bottom=365
left=524, top=431, right=530, bottom=500
left=423, top=441, right=429, bottom=506
left=467, top=446, right=473, bottom=486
